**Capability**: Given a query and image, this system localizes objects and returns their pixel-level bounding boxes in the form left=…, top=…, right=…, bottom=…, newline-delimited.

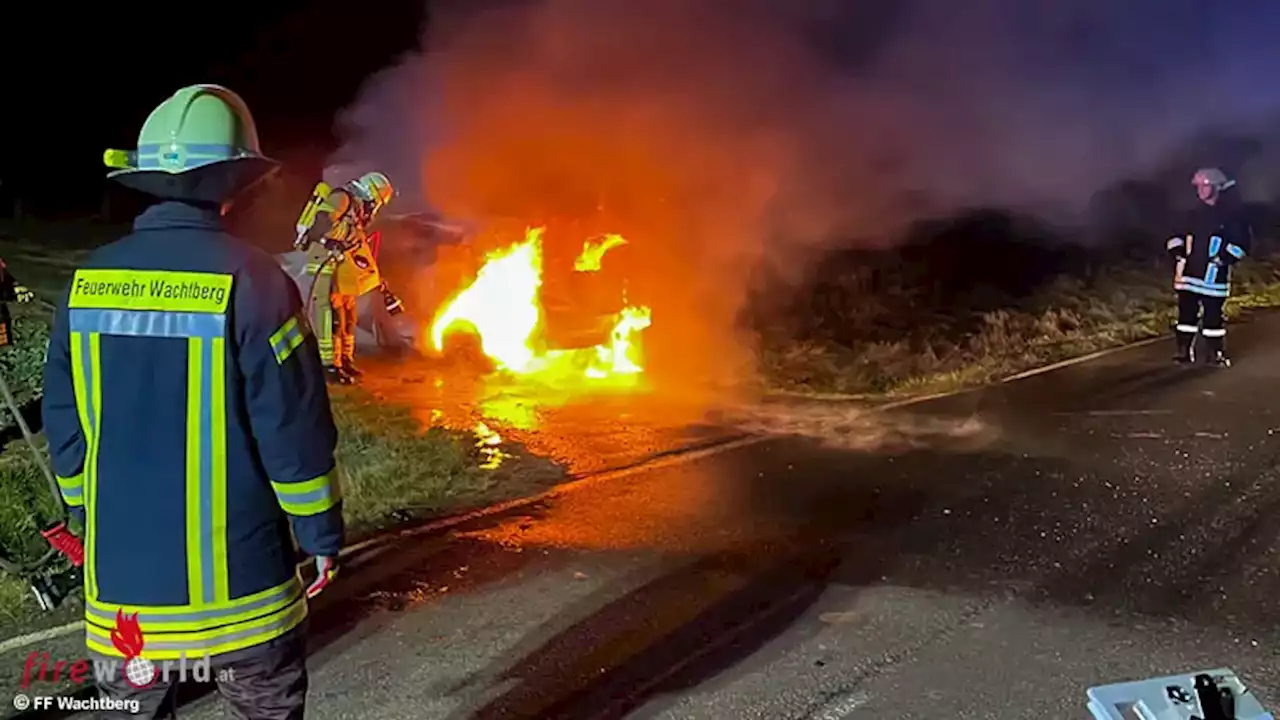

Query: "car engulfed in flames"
left=426, top=225, right=653, bottom=386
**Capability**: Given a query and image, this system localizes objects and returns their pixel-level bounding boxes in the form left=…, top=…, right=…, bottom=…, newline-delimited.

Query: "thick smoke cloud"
left=329, top=0, right=1280, bottom=388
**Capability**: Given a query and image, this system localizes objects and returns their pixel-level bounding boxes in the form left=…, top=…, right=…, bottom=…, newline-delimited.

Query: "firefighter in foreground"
left=294, top=170, right=401, bottom=384
left=1166, top=167, right=1253, bottom=367
left=43, top=84, right=343, bottom=719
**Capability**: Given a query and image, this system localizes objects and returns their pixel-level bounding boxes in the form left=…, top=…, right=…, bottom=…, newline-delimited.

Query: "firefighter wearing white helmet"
left=295, top=170, right=399, bottom=384
left=48, top=85, right=343, bottom=718
left=1166, top=167, right=1253, bottom=366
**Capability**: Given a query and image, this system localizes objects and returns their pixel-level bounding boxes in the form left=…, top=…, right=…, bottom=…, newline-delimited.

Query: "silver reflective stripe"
left=69, top=309, right=225, bottom=338
left=135, top=144, right=242, bottom=170
left=194, top=335, right=219, bottom=604
left=73, top=331, right=98, bottom=600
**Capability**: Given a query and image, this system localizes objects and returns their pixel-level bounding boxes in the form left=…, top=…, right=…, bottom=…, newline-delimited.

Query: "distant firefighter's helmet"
left=1192, top=167, right=1235, bottom=191
left=349, top=172, right=395, bottom=210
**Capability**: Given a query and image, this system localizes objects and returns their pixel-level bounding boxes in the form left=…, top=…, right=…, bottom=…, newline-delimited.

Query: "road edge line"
left=0, top=618, right=84, bottom=657
left=999, top=336, right=1167, bottom=383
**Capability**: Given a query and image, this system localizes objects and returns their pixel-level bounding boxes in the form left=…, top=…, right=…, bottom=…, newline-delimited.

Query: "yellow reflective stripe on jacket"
left=69, top=330, right=103, bottom=601
left=84, top=576, right=303, bottom=633
left=268, top=315, right=307, bottom=365
left=271, top=473, right=341, bottom=516
left=69, top=269, right=232, bottom=313
left=56, top=473, right=84, bottom=507
left=85, top=586, right=307, bottom=661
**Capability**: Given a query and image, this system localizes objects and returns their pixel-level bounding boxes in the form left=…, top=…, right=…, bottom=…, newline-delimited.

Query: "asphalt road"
left=114, top=314, right=1280, bottom=718
left=357, top=355, right=744, bottom=476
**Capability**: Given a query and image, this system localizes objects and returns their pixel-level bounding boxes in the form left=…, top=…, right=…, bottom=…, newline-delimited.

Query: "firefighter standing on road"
left=295, top=171, right=398, bottom=385
left=42, top=85, right=344, bottom=720
left=1166, top=167, right=1253, bottom=367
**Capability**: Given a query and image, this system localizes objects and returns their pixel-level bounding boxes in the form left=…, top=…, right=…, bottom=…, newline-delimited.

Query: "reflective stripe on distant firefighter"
left=64, top=269, right=310, bottom=654
left=56, top=473, right=85, bottom=507
left=1208, top=235, right=1223, bottom=259
left=1166, top=236, right=1184, bottom=250
left=1175, top=276, right=1230, bottom=297
left=268, top=314, right=308, bottom=365
left=309, top=303, right=334, bottom=364
left=271, top=473, right=341, bottom=516
left=1227, top=243, right=1246, bottom=259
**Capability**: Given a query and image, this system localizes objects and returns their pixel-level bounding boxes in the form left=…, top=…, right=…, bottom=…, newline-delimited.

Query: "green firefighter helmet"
left=103, top=84, right=280, bottom=204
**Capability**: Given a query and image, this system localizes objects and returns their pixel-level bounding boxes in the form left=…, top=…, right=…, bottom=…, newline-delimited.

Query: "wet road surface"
left=176, top=314, right=1280, bottom=718
left=357, top=354, right=746, bottom=476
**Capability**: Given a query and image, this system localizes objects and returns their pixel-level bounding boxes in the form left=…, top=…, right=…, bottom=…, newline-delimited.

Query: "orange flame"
left=428, top=227, right=652, bottom=386
left=110, top=610, right=145, bottom=658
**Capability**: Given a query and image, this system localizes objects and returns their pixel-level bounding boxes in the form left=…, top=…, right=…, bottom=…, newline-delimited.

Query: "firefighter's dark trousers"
left=92, top=629, right=308, bottom=720
left=1174, top=290, right=1227, bottom=358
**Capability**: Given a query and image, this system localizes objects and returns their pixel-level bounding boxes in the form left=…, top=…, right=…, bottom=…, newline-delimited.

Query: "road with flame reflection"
left=357, top=355, right=745, bottom=477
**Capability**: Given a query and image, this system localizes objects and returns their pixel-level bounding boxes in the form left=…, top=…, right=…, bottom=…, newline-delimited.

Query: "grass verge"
left=760, top=256, right=1280, bottom=399
left=0, top=235, right=565, bottom=644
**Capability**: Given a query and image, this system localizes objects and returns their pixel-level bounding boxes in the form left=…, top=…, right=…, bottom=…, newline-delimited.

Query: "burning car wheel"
left=434, top=322, right=497, bottom=373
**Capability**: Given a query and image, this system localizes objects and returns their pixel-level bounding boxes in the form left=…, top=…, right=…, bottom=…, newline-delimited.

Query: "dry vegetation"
left=758, top=257, right=1280, bottom=398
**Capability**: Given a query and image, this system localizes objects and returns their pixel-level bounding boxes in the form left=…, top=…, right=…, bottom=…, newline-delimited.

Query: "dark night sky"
left=7, top=1, right=428, bottom=216
left=11, top=1, right=1280, bottom=230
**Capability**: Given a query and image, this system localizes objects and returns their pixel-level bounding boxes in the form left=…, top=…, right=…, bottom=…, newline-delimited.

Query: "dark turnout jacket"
left=42, top=201, right=344, bottom=661
left=1166, top=188, right=1253, bottom=297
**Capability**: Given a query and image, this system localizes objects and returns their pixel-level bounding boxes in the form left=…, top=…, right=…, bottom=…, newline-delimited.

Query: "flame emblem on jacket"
left=111, top=610, right=158, bottom=688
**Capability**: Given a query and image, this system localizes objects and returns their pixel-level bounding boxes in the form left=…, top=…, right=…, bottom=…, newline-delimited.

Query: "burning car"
left=425, top=221, right=653, bottom=383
